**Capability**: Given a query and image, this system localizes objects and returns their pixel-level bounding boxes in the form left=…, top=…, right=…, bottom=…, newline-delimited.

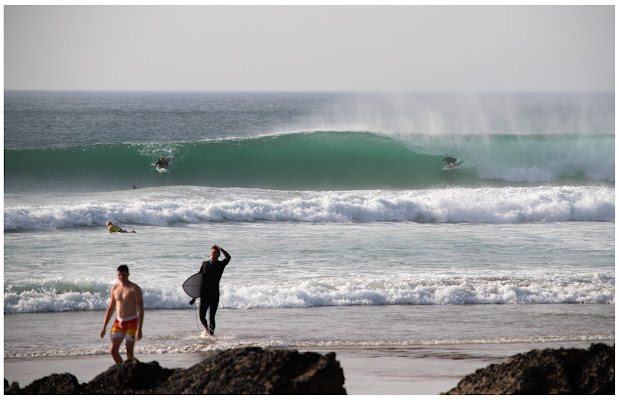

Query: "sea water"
left=4, top=92, right=614, bottom=370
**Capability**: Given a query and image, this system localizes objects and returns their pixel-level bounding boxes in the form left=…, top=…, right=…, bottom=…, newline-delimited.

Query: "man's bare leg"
left=110, top=337, right=124, bottom=364
left=125, top=339, right=136, bottom=360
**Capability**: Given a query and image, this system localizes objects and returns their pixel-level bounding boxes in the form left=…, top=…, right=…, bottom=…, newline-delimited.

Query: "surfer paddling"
left=100, top=265, right=144, bottom=364
left=441, top=154, right=458, bottom=167
left=106, top=221, right=136, bottom=234
left=197, top=245, right=231, bottom=336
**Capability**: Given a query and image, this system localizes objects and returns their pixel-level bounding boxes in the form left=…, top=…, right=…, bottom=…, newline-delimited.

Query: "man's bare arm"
left=135, top=284, right=144, bottom=341
left=100, top=286, right=117, bottom=338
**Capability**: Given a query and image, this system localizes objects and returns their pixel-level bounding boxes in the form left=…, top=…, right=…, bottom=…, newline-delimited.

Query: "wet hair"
left=117, top=265, right=129, bottom=273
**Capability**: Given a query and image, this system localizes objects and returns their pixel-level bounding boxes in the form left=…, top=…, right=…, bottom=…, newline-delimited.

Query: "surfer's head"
left=210, top=246, right=220, bottom=261
left=106, top=221, right=112, bottom=227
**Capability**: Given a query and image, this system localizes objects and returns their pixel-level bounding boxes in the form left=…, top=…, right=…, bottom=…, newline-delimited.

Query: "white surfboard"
left=442, top=160, right=465, bottom=170
left=182, top=272, right=202, bottom=298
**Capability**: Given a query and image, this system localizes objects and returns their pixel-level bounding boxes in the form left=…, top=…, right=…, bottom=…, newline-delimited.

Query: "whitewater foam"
left=4, top=185, right=615, bottom=231
left=4, top=271, right=614, bottom=314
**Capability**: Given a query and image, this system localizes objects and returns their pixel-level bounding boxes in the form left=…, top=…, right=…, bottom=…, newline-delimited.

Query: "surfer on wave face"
left=198, top=245, right=231, bottom=336
left=442, top=155, right=458, bottom=166
left=155, top=155, right=169, bottom=169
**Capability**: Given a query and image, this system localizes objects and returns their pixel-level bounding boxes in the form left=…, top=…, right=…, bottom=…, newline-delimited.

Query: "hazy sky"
left=4, top=5, right=615, bottom=92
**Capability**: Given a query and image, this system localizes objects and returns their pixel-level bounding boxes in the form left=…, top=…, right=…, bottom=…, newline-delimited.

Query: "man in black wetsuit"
left=198, top=245, right=231, bottom=336
left=441, top=154, right=458, bottom=166
left=154, top=155, right=169, bottom=169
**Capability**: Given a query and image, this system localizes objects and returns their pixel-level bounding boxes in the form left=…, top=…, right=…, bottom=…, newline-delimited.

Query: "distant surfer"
left=442, top=155, right=458, bottom=166
left=131, top=184, right=137, bottom=189
left=106, top=221, right=136, bottom=234
left=197, top=245, right=231, bottom=336
left=155, top=155, right=170, bottom=169
left=100, top=265, right=144, bottom=364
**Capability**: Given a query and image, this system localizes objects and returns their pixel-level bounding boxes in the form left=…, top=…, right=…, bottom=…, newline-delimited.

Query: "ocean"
left=3, top=91, right=615, bottom=393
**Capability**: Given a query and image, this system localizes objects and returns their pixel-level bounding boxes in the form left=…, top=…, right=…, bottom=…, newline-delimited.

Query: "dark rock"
left=5, top=373, right=80, bottom=395
left=159, top=347, right=346, bottom=394
left=4, top=347, right=346, bottom=395
left=82, top=358, right=178, bottom=394
left=443, top=343, right=614, bottom=395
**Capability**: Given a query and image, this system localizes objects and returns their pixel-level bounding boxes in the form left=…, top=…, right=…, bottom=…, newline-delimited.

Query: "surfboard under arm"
left=182, top=272, right=203, bottom=298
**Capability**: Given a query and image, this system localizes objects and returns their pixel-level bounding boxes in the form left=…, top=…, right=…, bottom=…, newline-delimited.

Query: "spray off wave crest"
left=4, top=131, right=614, bottom=193
left=4, top=185, right=615, bottom=231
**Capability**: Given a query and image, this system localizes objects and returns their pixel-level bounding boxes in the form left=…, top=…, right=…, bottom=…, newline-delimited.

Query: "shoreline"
left=5, top=340, right=613, bottom=395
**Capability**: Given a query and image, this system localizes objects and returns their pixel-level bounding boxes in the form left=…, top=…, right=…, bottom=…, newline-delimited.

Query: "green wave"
left=4, top=131, right=614, bottom=193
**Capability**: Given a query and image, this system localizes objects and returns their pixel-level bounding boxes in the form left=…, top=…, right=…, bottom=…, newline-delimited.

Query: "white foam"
left=4, top=272, right=614, bottom=314
left=4, top=185, right=615, bottom=231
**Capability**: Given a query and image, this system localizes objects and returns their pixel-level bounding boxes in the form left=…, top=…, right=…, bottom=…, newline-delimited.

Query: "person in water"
left=198, top=245, right=231, bottom=336
left=106, top=221, right=136, bottom=233
left=442, top=155, right=458, bottom=166
left=154, top=155, right=169, bottom=169
left=100, top=265, right=144, bottom=364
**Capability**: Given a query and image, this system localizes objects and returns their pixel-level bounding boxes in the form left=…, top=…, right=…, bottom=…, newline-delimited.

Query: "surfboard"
left=182, top=272, right=202, bottom=298
left=442, top=160, right=465, bottom=170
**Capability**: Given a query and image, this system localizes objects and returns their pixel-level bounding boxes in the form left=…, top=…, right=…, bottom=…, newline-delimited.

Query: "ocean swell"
left=4, top=132, right=614, bottom=194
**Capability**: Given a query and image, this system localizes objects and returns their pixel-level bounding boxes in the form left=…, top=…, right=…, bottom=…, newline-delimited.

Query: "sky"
left=3, top=4, right=615, bottom=92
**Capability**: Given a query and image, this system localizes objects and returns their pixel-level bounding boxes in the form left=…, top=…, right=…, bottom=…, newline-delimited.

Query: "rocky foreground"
left=4, top=347, right=346, bottom=395
left=443, top=343, right=614, bottom=395
left=5, top=343, right=614, bottom=395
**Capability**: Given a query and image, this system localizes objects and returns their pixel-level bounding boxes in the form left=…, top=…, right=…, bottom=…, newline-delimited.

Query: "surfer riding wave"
left=441, top=155, right=458, bottom=166
left=155, top=155, right=170, bottom=169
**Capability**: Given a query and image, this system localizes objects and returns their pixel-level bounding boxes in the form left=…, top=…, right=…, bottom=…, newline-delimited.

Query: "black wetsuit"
left=155, top=158, right=169, bottom=168
left=442, top=156, right=457, bottom=165
left=198, top=249, right=231, bottom=334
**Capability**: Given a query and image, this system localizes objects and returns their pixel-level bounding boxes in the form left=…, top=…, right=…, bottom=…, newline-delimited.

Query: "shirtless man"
left=100, top=265, right=144, bottom=364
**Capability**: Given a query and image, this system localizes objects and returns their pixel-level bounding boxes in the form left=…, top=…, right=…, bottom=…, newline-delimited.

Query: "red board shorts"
left=110, top=315, right=138, bottom=341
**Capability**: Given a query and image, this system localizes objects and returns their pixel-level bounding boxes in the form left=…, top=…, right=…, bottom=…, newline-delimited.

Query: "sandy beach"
left=5, top=302, right=614, bottom=394
left=6, top=341, right=611, bottom=395
left=0, top=345, right=527, bottom=394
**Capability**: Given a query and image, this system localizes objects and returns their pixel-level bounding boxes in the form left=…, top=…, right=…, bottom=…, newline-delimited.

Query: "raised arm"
left=215, top=245, right=231, bottom=268
left=220, top=247, right=231, bottom=262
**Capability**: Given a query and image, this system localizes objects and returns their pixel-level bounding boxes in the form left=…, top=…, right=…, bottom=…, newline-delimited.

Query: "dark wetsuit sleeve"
left=220, top=249, right=231, bottom=268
